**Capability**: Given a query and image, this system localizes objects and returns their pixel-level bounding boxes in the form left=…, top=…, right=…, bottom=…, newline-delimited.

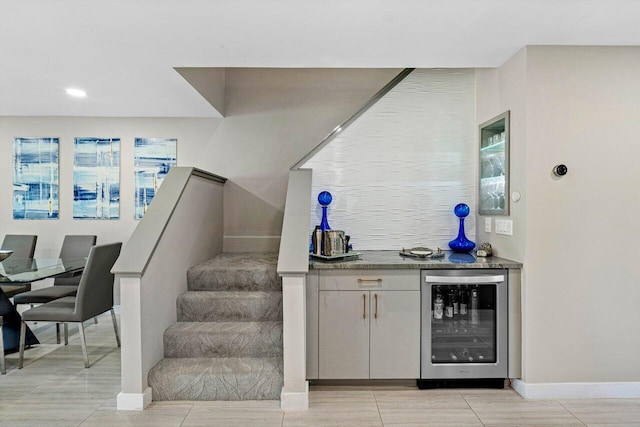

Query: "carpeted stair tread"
left=177, top=291, right=282, bottom=322
left=148, top=357, right=283, bottom=401
left=150, top=252, right=284, bottom=402
left=164, top=321, right=283, bottom=358
left=187, top=252, right=280, bottom=292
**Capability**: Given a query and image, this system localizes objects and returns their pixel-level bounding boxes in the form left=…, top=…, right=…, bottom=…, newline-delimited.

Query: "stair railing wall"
left=112, top=167, right=226, bottom=411
left=277, top=168, right=312, bottom=410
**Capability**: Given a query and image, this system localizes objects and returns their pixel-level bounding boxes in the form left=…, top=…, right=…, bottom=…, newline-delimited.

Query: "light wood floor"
left=2, top=309, right=639, bottom=426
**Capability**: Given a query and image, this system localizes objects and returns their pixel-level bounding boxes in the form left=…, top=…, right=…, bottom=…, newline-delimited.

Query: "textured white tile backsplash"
left=303, top=69, right=476, bottom=250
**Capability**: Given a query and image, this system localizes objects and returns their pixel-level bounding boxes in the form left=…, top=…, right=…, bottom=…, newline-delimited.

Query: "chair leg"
left=18, top=321, right=26, bottom=369
left=94, top=316, right=98, bottom=324
left=56, top=323, right=61, bottom=344
left=30, top=304, right=37, bottom=325
left=64, top=323, right=69, bottom=345
left=0, top=319, right=5, bottom=375
left=77, top=323, right=90, bottom=368
left=110, top=308, right=120, bottom=347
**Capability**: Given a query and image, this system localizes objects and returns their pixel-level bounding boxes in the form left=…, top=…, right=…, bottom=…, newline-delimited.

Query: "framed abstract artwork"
left=134, top=137, right=177, bottom=219
left=73, top=137, right=121, bottom=219
left=13, top=137, right=59, bottom=219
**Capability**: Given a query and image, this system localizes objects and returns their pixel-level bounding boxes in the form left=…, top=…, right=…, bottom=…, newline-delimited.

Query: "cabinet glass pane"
left=479, top=111, right=509, bottom=215
left=430, top=284, right=497, bottom=364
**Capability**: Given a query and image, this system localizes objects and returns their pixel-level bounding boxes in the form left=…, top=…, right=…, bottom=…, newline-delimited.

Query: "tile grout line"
left=461, top=394, right=488, bottom=426
left=178, top=402, right=196, bottom=427
left=555, top=399, right=588, bottom=426
left=77, top=397, right=108, bottom=427
left=372, top=391, right=384, bottom=427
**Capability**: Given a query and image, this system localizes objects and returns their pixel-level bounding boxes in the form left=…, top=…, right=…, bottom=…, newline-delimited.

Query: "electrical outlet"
left=484, top=217, right=492, bottom=233
left=495, top=219, right=513, bottom=235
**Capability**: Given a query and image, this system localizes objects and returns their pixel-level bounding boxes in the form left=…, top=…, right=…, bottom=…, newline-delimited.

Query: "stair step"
left=177, top=291, right=282, bottom=322
left=148, top=357, right=283, bottom=401
left=187, top=253, right=281, bottom=292
left=164, top=322, right=283, bottom=358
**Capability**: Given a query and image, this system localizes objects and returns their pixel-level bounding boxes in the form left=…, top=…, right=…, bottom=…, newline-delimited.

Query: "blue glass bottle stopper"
left=318, top=191, right=332, bottom=231
left=448, top=203, right=476, bottom=253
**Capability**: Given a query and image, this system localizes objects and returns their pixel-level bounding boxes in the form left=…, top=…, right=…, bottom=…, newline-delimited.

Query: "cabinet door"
left=319, top=291, right=369, bottom=379
left=369, top=291, right=421, bottom=379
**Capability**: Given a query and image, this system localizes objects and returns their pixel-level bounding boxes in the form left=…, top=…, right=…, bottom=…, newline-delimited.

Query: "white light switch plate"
left=485, top=217, right=492, bottom=233
left=495, top=219, right=513, bottom=235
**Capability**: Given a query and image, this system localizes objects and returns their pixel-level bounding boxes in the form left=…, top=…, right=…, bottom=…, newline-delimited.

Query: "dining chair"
left=1, top=235, right=37, bottom=258
left=18, top=242, right=122, bottom=369
left=0, top=234, right=38, bottom=299
left=13, top=235, right=96, bottom=303
left=13, top=235, right=97, bottom=344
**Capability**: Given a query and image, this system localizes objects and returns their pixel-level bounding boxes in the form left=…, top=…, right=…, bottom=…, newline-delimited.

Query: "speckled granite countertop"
left=309, top=250, right=522, bottom=270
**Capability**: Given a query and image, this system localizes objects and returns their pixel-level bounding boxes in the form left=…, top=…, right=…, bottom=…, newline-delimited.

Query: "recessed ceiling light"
left=66, top=88, right=87, bottom=98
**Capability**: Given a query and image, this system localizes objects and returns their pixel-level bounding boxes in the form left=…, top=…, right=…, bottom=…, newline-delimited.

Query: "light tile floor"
left=2, top=310, right=640, bottom=426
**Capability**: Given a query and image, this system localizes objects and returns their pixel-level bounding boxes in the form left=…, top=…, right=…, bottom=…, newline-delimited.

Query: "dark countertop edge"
left=308, top=250, right=523, bottom=270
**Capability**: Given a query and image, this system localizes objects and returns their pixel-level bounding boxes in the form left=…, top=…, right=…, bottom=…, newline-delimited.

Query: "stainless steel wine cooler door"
left=421, top=269, right=508, bottom=379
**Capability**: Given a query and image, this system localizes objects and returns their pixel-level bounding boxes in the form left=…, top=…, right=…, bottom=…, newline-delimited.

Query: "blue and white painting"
left=73, top=137, right=120, bottom=219
left=13, top=137, right=59, bottom=219
left=134, top=138, right=177, bottom=219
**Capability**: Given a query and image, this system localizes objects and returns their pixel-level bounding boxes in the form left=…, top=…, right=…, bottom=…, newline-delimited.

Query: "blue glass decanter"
left=318, top=191, right=332, bottom=231
left=448, top=203, right=476, bottom=253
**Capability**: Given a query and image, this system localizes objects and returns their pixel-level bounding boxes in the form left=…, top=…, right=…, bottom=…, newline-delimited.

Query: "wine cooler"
left=419, top=269, right=507, bottom=388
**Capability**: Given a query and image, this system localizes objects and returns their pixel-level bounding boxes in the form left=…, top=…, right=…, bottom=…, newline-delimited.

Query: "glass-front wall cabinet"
left=479, top=111, right=510, bottom=215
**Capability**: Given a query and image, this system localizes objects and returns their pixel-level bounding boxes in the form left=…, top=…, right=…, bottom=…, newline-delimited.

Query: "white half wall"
left=118, top=172, right=224, bottom=409
left=303, top=69, right=477, bottom=250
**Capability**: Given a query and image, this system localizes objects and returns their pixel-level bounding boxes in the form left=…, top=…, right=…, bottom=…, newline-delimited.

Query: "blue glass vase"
left=318, top=191, right=332, bottom=231
left=448, top=203, right=476, bottom=253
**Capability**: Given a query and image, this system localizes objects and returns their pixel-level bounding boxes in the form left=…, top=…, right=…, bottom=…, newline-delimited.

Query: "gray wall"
left=475, top=49, right=528, bottom=261
left=0, top=70, right=399, bottom=256
left=194, top=68, right=401, bottom=252
left=0, top=117, right=220, bottom=257
left=477, top=46, right=640, bottom=384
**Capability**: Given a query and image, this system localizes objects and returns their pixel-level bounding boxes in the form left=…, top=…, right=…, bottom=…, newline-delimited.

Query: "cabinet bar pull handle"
left=363, top=294, right=366, bottom=319
left=358, top=278, right=382, bottom=283
left=374, top=293, right=378, bottom=319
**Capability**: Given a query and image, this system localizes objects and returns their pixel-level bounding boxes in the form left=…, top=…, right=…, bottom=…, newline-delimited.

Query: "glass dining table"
left=1, top=257, right=87, bottom=353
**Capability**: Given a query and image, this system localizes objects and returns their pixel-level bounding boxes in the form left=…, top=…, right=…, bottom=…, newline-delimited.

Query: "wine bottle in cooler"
left=459, top=285, right=468, bottom=317
left=470, top=286, right=479, bottom=324
left=451, top=288, right=459, bottom=317
left=444, top=290, right=454, bottom=319
left=433, top=292, right=444, bottom=323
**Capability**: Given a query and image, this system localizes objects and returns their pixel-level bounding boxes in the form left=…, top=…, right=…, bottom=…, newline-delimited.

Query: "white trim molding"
left=281, top=381, right=310, bottom=411
left=117, top=388, right=153, bottom=411
left=512, top=379, right=640, bottom=399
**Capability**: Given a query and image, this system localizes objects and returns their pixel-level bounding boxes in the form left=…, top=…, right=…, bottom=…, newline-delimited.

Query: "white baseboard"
left=223, top=236, right=281, bottom=253
left=280, top=382, right=309, bottom=411
left=117, top=387, right=153, bottom=410
left=512, top=379, right=640, bottom=399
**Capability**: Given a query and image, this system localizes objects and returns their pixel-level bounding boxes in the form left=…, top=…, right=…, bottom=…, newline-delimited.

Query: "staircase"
left=148, top=252, right=283, bottom=401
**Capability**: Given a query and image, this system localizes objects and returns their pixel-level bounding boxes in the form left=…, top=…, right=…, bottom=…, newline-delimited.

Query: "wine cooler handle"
left=423, top=275, right=505, bottom=284
left=363, top=294, right=366, bottom=319
left=374, top=293, right=378, bottom=319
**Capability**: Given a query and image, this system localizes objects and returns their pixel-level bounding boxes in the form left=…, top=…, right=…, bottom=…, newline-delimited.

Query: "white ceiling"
left=2, top=0, right=640, bottom=118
